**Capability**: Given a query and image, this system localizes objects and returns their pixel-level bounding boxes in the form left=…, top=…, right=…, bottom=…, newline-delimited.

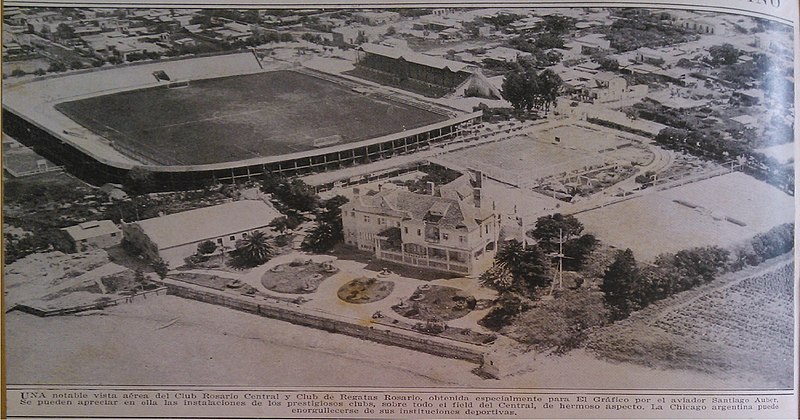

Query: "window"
left=230, top=236, right=236, bottom=241
left=442, top=233, right=449, bottom=240
left=396, top=222, right=400, bottom=227
left=417, top=229, right=421, bottom=236
left=351, top=211, right=355, bottom=217
left=404, top=227, right=408, bottom=234
left=378, top=217, right=384, bottom=225
left=110, top=232, right=117, bottom=237
left=364, top=215, right=370, bottom=223
left=485, top=225, right=489, bottom=234
left=242, top=233, right=248, bottom=238
left=459, top=235, right=465, bottom=243
left=217, top=238, right=223, bottom=244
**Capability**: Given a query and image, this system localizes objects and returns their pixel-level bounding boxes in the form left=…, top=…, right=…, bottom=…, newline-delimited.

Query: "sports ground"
left=55, top=70, right=448, bottom=165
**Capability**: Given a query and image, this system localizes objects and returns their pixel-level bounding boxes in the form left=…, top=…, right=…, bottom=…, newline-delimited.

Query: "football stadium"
left=3, top=52, right=481, bottom=190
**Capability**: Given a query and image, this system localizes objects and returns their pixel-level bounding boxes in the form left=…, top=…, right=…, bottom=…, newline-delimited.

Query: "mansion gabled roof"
left=350, top=186, right=493, bottom=232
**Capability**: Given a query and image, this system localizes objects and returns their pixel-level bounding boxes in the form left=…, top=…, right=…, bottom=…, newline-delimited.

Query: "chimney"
left=427, top=181, right=435, bottom=195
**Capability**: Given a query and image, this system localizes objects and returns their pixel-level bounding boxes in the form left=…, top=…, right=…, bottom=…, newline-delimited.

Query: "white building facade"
left=342, top=182, right=498, bottom=276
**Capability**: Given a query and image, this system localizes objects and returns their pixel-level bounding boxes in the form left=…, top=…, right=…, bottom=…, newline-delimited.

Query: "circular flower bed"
left=261, top=260, right=337, bottom=294
left=391, top=285, right=476, bottom=321
left=337, top=277, right=395, bottom=304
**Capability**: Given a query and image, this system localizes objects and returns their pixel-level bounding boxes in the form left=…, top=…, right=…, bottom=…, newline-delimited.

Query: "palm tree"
left=495, top=239, right=551, bottom=294
left=495, top=239, right=527, bottom=274
left=232, top=230, right=274, bottom=267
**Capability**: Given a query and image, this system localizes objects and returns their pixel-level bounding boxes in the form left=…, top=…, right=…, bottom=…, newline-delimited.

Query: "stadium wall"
left=3, top=107, right=482, bottom=191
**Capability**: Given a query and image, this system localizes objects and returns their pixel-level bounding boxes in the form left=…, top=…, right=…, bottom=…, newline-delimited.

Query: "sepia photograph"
left=1, top=3, right=795, bottom=414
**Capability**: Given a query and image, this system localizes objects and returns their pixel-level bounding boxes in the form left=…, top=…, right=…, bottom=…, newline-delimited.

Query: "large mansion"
left=342, top=175, right=498, bottom=275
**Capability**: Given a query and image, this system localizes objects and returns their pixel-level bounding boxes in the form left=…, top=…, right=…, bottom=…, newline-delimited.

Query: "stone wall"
left=164, top=281, right=486, bottom=364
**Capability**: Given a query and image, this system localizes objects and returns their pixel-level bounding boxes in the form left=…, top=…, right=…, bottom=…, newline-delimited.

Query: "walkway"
left=234, top=251, right=499, bottom=335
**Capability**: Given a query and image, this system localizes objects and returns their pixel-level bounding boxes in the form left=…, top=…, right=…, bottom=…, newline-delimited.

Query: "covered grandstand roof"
left=359, top=43, right=473, bottom=73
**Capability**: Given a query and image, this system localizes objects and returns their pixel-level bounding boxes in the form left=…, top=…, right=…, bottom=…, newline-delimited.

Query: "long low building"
left=122, top=200, right=281, bottom=268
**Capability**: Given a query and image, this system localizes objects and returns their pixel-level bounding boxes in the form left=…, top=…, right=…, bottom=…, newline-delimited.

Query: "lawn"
left=577, top=172, right=795, bottom=260
left=55, top=70, right=448, bottom=165
left=439, top=124, right=650, bottom=183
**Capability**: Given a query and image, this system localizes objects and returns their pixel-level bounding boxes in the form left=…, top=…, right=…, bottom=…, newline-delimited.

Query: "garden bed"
left=100, top=270, right=160, bottom=294
left=373, top=313, right=496, bottom=346
left=171, top=272, right=238, bottom=291
left=337, top=277, right=394, bottom=304
left=261, top=259, right=338, bottom=294
left=391, top=285, right=476, bottom=321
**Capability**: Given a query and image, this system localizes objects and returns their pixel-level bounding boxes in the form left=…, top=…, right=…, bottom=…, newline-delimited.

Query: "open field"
left=438, top=123, right=650, bottom=184
left=588, top=255, right=794, bottom=388
left=55, top=70, right=448, bottom=165
left=577, top=172, right=795, bottom=260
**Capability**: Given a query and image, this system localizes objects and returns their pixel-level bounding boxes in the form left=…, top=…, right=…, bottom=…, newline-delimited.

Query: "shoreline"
left=5, top=294, right=776, bottom=389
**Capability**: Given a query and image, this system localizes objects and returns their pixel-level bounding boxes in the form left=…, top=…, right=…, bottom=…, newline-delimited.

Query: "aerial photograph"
left=2, top=6, right=794, bottom=390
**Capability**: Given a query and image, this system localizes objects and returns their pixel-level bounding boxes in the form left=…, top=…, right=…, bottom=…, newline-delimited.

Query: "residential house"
left=62, top=220, right=122, bottom=251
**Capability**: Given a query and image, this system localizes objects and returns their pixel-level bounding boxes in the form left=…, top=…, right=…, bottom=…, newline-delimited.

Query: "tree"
left=48, top=61, right=67, bottom=73
left=479, top=292, right=530, bottom=330
left=197, top=240, right=217, bottom=255
left=531, top=213, right=584, bottom=252
left=601, top=248, right=639, bottom=320
left=261, top=173, right=318, bottom=212
left=152, top=258, right=169, bottom=279
left=541, top=14, right=575, bottom=34
left=708, top=43, right=740, bottom=66
left=133, top=269, right=146, bottom=292
left=33, top=68, right=46, bottom=76
left=535, top=69, right=562, bottom=112
left=495, top=240, right=551, bottom=294
left=124, top=166, right=154, bottom=195
left=501, top=67, right=528, bottom=112
left=534, top=33, right=565, bottom=50
left=10, top=69, right=26, bottom=77
left=231, top=230, right=274, bottom=268
left=386, top=26, right=396, bottom=35
left=501, top=65, right=562, bottom=113
left=596, top=56, right=619, bottom=71
left=55, top=23, right=76, bottom=39
left=269, top=216, right=290, bottom=233
left=562, top=233, right=597, bottom=271
left=301, top=222, right=340, bottom=253
left=479, top=264, right=515, bottom=292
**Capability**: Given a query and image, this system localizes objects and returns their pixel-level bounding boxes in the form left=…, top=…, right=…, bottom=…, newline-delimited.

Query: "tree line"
left=602, top=223, right=794, bottom=320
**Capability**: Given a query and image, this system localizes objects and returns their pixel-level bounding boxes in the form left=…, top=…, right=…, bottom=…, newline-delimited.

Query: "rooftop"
left=62, top=220, right=120, bottom=241
left=351, top=185, right=492, bottom=232
left=132, top=200, right=280, bottom=250
left=359, top=43, right=474, bottom=73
